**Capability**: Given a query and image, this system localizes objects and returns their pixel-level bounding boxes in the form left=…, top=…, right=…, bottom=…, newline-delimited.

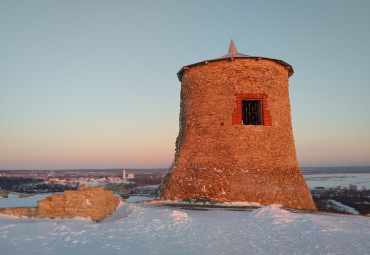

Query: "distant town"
left=0, top=168, right=167, bottom=196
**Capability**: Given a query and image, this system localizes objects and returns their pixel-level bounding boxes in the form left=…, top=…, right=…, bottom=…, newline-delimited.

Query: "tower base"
left=160, top=164, right=316, bottom=210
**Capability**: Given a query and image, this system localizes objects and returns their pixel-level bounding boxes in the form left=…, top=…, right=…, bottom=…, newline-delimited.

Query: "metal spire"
left=228, top=39, right=238, bottom=54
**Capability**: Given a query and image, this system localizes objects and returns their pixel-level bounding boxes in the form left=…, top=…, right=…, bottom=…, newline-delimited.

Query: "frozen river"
left=303, top=173, right=370, bottom=189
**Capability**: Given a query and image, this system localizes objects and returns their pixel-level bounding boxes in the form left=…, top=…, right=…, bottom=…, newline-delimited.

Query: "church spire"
left=228, top=39, right=238, bottom=54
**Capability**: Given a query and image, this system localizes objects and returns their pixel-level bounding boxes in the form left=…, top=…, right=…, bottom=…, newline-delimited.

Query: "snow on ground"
left=1, top=172, right=370, bottom=254
left=328, top=200, right=360, bottom=215
left=0, top=194, right=151, bottom=208
left=125, top=195, right=154, bottom=203
left=0, top=194, right=50, bottom=208
left=304, top=173, right=370, bottom=189
left=0, top=203, right=369, bottom=255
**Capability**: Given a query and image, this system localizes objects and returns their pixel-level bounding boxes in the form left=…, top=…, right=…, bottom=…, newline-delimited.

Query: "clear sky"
left=1, top=0, right=369, bottom=170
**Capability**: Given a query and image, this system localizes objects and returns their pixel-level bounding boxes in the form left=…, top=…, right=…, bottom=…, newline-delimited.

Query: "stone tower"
left=160, top=40, right=316, bottom=210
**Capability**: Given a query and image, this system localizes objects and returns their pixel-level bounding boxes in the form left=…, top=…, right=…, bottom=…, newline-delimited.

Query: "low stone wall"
left=0, top=185, right=121, bottom=221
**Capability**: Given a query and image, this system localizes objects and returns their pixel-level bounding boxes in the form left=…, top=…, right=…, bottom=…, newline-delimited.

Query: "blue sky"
left=0, top=0, right=369, bottom=170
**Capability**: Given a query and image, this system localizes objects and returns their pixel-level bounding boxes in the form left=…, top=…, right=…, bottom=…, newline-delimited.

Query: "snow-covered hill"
left=0, top=203, right=369, bottom=255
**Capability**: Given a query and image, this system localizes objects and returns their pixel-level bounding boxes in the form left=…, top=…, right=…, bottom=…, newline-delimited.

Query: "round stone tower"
left=160, top=40, right=316, bottom=210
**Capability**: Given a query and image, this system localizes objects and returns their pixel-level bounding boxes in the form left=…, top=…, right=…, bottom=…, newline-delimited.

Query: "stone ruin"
left=0, top=185, right=121, bottom=221
left=160, top=40, right=317, bottom=210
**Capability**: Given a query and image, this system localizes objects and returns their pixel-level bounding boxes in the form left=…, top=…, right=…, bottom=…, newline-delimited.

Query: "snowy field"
left=1, top=173, right=370, bottom=255
left=0, top=202, right=369, bottom=255
left=0, top=194, right=153, bottom=208
left=0, top=194, right=56, bottom=208
left=304, top=173, right=370, bottom=189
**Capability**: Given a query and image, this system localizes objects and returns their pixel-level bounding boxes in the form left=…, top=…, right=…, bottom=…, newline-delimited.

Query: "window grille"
left=242, top=100, right=262, bottom=125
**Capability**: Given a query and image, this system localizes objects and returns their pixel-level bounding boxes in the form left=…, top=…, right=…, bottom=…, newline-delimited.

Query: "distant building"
left=108, top=177, right=121, bottom=181
left=127, top=173, right=134, bottom=179
left=122, top=169, right=126, bottom=180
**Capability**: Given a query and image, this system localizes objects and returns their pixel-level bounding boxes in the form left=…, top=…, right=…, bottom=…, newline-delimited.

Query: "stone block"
left=0, top=185, right=121, bottom=221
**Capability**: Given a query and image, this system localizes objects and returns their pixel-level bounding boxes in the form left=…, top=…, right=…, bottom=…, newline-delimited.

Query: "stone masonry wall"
left=160, top=58, right=316, bottom=210
left=0, top=185, right=121, bottom=221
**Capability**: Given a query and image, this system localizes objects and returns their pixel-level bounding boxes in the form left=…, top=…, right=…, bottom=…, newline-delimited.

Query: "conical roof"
left=229, top=39, right=238, bottom=54
left=215, top=39, right=251, bottom=60
left=177, top=40, right=294, bottom=81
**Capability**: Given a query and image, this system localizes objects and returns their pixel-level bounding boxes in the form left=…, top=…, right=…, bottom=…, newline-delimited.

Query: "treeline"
left=125, top=175, right=163, bottom=189
left=0, top=177, right=78, bottom=193
left=311, top=185, right=370, bottom=215
left=105, top=183, right=129, bottom=199
left=124, top=175, right=163, bottom=196
left=0, top=177, right=42, bottom=190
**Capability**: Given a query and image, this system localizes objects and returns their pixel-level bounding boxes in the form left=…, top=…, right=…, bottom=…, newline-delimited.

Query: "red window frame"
left=232, top=93, right=272, bottom=126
